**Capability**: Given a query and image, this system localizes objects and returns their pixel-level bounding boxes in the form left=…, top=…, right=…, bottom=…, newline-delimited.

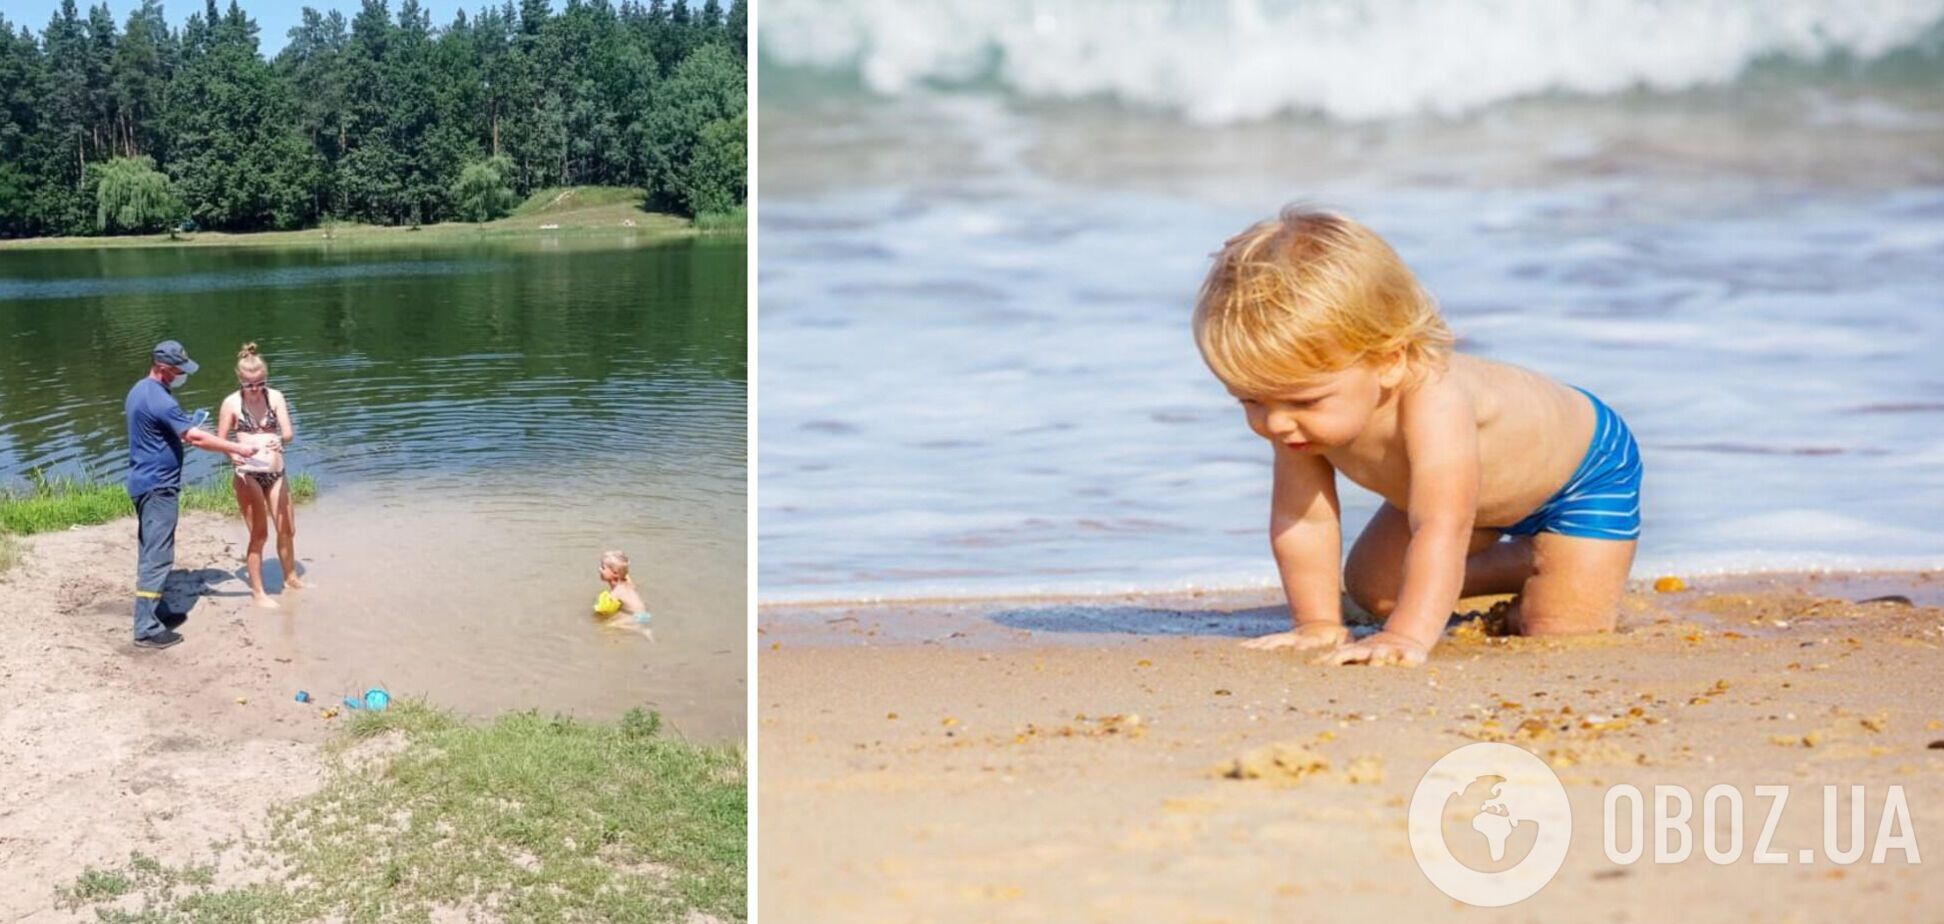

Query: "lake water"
left=757, top=2, right=1944, bottom=603
left=0, top=237, right=747, bottom=740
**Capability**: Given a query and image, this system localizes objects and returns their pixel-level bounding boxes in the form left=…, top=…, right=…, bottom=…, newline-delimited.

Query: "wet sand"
left=759, top=574, right=1944, bottom=922
left=0, top=506, right=740, bottom=920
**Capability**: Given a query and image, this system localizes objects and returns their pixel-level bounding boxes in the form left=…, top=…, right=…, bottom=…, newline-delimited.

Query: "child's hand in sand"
left=1241, top=622, right=1349, bottom=651
left=1314, top=630, right=1432, bottom=667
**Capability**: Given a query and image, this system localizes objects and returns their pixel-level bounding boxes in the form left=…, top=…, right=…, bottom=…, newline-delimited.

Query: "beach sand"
left=759, top=575, right=1944, bottom=922
left=0, top=515, right=334, bottom=920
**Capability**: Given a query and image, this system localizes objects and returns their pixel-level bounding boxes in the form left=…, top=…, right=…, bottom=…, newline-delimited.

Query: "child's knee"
left=1346, top=580, right=1397, bottom=620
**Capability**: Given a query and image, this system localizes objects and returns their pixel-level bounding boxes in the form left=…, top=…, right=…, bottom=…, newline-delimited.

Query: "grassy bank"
left=0, top=473, right=318, bottom=537
left=60, top=702, right=747, bottom=922
left=694, top=207, right=747, bottom=233
left=0, top=186, right=741, bottom=251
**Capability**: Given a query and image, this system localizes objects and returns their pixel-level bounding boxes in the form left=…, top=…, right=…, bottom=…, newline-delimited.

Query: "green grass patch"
left=58, top=852, right=214, bottom=911
left=0, top=471, right=317, bottom=536
left=693, top=207, right=747, bottom=233
left=60, top=701, right=745, bottom=922
left=512, top=185, right=649, bottom=216
left=61, top=868, right=130, bottom=904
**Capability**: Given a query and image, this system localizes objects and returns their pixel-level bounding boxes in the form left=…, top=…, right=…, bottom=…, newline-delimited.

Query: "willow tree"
left=93, top=155, right=181, bottom=233
left=451, top=155, right=516, bottom=225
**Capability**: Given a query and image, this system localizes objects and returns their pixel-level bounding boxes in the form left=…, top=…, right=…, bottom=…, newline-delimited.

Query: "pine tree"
left=0, top=0, right=744, bottom=238
left=164, top=1, right=317, bottom=229
left=109, top=0, right=173, bottom=160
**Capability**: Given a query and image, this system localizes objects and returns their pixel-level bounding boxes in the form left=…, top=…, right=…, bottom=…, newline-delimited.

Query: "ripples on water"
left=759, top=92, right=1944, bottom=603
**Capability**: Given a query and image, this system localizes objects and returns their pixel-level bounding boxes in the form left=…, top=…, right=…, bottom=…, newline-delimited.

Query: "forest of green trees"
left=0, top=0, right=746, bottom=238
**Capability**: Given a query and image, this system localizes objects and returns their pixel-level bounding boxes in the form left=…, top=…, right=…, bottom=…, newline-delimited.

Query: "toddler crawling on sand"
left=1192, top=207, right=1643, bottom=666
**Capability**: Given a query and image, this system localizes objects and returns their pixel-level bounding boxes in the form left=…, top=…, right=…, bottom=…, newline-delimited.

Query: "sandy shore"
left=759, top=574, right=1944, bottom=922
left=0, top=514, right=334, bottom=920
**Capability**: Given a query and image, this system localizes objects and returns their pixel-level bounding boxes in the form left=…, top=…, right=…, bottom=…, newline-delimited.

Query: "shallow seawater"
left=0, top=238, right=747, bottom=738
left=759, top=70, right=1944, bottom=603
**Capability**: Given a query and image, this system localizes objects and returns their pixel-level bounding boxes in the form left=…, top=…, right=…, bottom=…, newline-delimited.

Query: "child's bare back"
left=1324, top=354, right=1590, bottom=524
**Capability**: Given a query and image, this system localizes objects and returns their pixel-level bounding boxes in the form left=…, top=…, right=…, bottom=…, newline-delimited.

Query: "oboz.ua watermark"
left=1408, top=742, right=1923, bottom=907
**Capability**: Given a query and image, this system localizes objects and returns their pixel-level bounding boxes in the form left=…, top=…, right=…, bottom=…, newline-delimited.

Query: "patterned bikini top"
left=235, top=392, right=280, bottom=434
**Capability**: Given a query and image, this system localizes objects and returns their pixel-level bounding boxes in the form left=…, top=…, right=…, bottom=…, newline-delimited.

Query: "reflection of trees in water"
left=0, top=241, right=745, bottom=485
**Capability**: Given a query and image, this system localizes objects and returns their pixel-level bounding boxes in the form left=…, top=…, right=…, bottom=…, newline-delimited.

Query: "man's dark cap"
left=152, top=340, right=198, bottom=374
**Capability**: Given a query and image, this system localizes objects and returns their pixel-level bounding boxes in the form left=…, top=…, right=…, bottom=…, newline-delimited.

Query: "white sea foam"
left=761, top=0, right=1944, bottom=122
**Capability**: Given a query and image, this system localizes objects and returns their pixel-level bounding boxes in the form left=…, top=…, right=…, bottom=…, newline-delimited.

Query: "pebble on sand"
left=1215, top=743, right=1329, bottom=783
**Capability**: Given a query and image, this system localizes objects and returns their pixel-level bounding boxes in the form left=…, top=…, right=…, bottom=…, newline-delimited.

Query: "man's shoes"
left=159, top=611, right=188, bottom=630
left=133, top=629, right=183, bottom=650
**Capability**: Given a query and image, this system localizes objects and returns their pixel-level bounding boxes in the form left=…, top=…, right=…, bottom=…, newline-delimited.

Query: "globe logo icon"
left=1444, top=774, right=1542, bottom=872
left=1409, top=743, right=1572, bottom=906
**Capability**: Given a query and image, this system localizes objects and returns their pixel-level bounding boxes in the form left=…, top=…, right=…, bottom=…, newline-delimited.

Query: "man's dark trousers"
left=133, top=487, right=180, bottom=639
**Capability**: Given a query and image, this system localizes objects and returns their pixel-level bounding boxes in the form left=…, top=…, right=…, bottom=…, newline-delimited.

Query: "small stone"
left=1216, top=743, right=1329, bottom=783
left=1344, top=755, right=1385, bottom=784
left=1654, top=576, right=1688, bottom=593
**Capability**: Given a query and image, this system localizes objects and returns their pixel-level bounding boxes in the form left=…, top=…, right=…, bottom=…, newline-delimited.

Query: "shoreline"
left=759, top=572, right=1944, bottom=921
left=1, top=512, right=745, bottom=919
left=758, top=570, right=1944, bottom=649
left=0, top=201, right=743, bottom=253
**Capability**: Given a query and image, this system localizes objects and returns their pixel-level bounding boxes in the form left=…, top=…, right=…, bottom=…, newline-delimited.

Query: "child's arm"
left=1322, top=385, right=1478, bottom=666
left=1243, top=443, right=1346, bottom=650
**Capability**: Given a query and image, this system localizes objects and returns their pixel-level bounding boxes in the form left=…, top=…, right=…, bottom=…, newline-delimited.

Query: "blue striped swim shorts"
left=1500, top=387, right=1643, bottom=541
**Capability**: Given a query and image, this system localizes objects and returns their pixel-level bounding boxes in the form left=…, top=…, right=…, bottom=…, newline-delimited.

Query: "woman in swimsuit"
left=218, top=342, right=303, bottom=608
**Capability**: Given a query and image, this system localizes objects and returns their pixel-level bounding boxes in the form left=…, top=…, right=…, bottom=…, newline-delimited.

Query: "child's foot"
left=253, top=593, right=281, bottom=610
left=284, top=574, right=306, bottom=590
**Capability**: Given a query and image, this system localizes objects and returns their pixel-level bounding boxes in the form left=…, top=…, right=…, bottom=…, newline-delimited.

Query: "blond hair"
left=1192, top=206, right=1453, bottom=394
left=235, top=342, right=267, bottom=379
left=601, top=550, right=631, bottom=577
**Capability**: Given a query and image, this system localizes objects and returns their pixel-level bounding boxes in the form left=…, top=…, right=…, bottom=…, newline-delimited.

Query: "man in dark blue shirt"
left=125, top=341, right=260, bottom=649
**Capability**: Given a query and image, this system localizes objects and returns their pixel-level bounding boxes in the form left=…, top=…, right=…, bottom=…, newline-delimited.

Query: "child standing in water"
left=1192, top=207, right=1643, bottom=666
left=595, top=550, right=655, bottom=640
